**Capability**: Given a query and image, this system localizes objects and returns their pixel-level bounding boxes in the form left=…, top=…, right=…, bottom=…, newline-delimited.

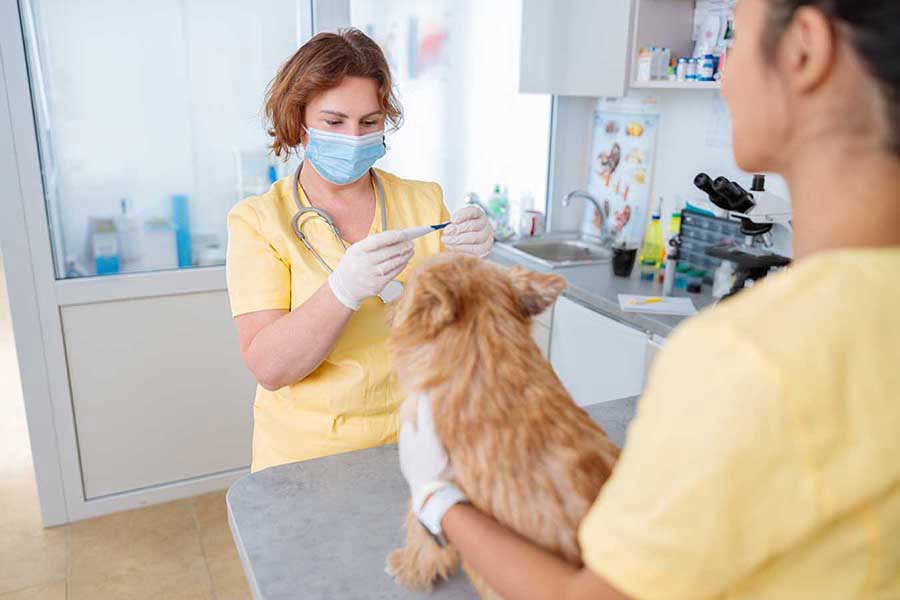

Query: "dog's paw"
left=386, top=548, right=435, bottom=592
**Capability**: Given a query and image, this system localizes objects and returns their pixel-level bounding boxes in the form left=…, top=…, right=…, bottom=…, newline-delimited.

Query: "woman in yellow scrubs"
left=226, top=29, right=492, bottom=472
left=398, top=0, right=900, bottom=597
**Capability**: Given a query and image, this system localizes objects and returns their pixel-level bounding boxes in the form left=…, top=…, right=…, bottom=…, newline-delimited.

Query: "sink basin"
left=501, top=233, right=612, bottom=268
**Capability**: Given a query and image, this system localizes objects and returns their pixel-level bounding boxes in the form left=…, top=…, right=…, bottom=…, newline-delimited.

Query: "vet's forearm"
left=442, top=504, right=629, bottom=600
left=246, top=283, right=352, bottom=389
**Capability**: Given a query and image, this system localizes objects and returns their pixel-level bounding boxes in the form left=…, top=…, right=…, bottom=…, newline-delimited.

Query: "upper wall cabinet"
left=519, top=0, right=634, bottom=97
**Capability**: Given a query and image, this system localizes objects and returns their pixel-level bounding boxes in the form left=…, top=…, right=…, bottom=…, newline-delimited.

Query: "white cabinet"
left=62, top=290, right=255, bottom=499
left=519, top=0, right=634, bottom=97
left=531, top=304, right=554, bottom=358
left=550, top=296, right=647, bottom=406
left=644, top=333, right=666, bottom=384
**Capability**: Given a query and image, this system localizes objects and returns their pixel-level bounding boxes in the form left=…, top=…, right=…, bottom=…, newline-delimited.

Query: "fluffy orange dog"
left=386, top=254, right=620, bottom=599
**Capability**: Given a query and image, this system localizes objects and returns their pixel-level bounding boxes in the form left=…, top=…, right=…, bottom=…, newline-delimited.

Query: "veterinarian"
left=226, top=29, right=492, bottom=472
left=399, top=0, right=900, bottom=597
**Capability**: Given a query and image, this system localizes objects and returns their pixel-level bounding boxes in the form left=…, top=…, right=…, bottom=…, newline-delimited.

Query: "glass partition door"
left=20, top=0, right=308, bottom=279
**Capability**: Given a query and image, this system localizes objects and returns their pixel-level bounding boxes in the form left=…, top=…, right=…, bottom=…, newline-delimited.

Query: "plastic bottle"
left=674, top=263, right=691, bottom=290
left=639, top=199, right=665, bottom=267
left=487, top=184, right=509, bottom=226
left=661, top=48, right=672, bottom=79
left=636, top=47, right=652, bottom=82
left=115, top=198, right=140, bottom=268
left=668, top=210, right=682, bottom=237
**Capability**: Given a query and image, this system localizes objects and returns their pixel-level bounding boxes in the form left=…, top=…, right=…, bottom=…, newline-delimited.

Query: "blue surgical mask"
left=303, top=127, right=386, bottom=185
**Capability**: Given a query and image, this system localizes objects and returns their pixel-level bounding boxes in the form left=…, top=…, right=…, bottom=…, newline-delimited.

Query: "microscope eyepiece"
left=712, top=177, right=755, bottom=213
left=694, top=172, right=730, bottom=210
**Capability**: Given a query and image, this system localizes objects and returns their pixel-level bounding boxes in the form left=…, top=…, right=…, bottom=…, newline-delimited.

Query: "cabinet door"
left=530, top=304, right=554, bottom=358
left=62, top=290, right=255, bottom=499
left=644, top=333, right=666, bottom=387
left=550, top=296, right=646, bottom=406
left=519, top=0, right=634, bottom=96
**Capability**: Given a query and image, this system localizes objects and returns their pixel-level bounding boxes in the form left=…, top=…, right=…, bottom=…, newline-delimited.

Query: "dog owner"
left=399, top=0, right=900, bottom=597
left=226, top=29, right=492, bottom=472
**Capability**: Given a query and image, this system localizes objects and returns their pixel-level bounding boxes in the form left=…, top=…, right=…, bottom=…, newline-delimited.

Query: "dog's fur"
left=385, top=254, right=620, bottom=599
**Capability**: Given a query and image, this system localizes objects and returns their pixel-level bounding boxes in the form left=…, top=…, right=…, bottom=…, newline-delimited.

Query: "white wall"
left=551, top=89, right=789, bottom=236
left=349, top=0, right=552, bottom=213
left=648, top=89, right=788, bottom=221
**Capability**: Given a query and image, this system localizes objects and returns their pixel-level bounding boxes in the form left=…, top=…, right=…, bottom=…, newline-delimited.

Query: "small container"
left=636, top=47, right=653, bottom=82
left=675, top=57, right=688, bottom=81
left=674, top=263, right=691, bottom=290
left=700, top=54, right=717, bottom=81
left=687, top=269, right=705, bottom=293
left=518, top=210, right=546, bottom=238
left=686, top=57, right=699, bottom=81
left=612, top=245, right=638, bottom=277
left=639, top=258, right=657, bottom=281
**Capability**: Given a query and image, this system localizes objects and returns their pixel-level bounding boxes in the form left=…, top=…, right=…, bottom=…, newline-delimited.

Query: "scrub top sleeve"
left=226, top=203, right=292, bottom=317
left=577, top=319, right=810, bottom=600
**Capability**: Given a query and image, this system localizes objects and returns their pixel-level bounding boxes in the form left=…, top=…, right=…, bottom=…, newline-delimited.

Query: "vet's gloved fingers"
left=355, top=229, right=408, bottom=252
left=450, top=205, right=484, bottom=224
left=379, top=257, right=410, bottom=282
left=369, top=241, right=414, bottom=265
left=443, top=229, right=492, bottom=246
left=384, top=263, right=408, bottom=287
left=444, top=217, right=488, bottom=236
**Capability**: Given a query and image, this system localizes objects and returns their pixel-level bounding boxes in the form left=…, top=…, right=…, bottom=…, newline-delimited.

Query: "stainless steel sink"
left=500, top=232, right=612, bottom=268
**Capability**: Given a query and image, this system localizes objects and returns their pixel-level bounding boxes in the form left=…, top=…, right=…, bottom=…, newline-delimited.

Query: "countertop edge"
left=488, top=245, right=683, bottom=338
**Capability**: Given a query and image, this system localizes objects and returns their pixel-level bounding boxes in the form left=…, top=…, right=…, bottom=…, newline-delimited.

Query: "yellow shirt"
left=579, top=247, right=900, bottom=599
left=226, top=168, right=449, bottom=472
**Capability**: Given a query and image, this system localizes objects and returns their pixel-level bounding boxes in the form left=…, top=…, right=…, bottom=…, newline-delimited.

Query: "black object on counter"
left=612, top=245, right=638, bottom=277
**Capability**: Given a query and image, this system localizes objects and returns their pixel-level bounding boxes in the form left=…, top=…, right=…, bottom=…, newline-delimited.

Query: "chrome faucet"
left=562, top=189, right=611, bottom=242
left=464, top=192, right=491, bottom=216
left=464, top=191, right=513, bottom=241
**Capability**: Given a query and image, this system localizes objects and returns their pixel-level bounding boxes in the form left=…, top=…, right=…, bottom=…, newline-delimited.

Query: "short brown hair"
left=264, top=28, right=402, bottom=158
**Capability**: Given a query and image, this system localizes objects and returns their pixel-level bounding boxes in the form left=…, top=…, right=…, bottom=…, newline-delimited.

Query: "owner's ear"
left=508, top=266, right=566, bottom=317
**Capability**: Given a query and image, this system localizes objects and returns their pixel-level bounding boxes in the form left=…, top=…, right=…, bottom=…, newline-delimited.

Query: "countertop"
left=488, top=244, right=716, bottom=338
left=227, top=396, right=638, bottom=600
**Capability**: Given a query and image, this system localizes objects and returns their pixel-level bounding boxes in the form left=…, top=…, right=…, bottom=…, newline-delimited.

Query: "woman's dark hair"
left=766, top=0, right=899, bottom=154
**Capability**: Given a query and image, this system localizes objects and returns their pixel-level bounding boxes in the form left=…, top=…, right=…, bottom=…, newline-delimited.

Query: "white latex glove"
left=442, top=206, right=494, bottom=257
left=398, top=396, right=453, bottom=515
left=328, top=230, right=413, bottom=310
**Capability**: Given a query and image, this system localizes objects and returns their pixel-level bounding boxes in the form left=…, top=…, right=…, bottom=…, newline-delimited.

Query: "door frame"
left=0, top=0, right=314, bottom=526
left=0, top=0, right=70, bottom=526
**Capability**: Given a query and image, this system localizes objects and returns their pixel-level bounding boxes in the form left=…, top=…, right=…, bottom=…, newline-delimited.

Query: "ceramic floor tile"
left=0, top=579, right=66, bottom=600
left=0, top=522, right=68, bottom=595
left=67, top=567, right=213, bottom=600
left=69, top=498, right=213, bottom=598
left=192, top=492, right=251, bottom=600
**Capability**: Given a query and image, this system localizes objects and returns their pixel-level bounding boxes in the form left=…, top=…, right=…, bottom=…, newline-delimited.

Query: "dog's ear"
left=418, top=275, right=460, bottom=334
left=508, top=266, right=567, bottom=317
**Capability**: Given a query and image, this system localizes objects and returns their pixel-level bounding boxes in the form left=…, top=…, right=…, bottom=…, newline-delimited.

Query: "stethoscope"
left=291, top=162, right=403, bottom=303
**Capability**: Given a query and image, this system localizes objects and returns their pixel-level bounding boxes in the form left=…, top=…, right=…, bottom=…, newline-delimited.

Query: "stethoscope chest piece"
left=377, top=280, right=404, bottom=303
left=293, top=162, right=403, bottom=305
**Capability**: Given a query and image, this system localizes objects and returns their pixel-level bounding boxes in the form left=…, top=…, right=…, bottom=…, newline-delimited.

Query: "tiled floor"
left=0, top=257, right=251, bottom=599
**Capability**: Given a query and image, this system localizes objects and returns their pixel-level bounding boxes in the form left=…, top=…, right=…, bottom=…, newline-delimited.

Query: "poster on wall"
left=584, top=99, right=660, bottom=245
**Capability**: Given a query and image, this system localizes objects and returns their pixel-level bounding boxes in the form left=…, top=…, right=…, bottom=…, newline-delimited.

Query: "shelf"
left=629, top=80, right=721, bottom=90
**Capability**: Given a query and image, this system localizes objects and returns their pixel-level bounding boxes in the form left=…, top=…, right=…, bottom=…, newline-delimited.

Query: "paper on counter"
left=618, top=294, right=697, bottom=316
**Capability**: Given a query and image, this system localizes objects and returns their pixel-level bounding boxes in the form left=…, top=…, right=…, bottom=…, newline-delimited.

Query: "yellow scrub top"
left=579, top=247, right=900, bottom=599
left=226, top=168, right=449, bottom=472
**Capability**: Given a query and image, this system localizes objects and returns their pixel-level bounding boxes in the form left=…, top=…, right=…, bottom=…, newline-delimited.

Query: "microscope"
left=694, top=172, right=792, bottom=297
